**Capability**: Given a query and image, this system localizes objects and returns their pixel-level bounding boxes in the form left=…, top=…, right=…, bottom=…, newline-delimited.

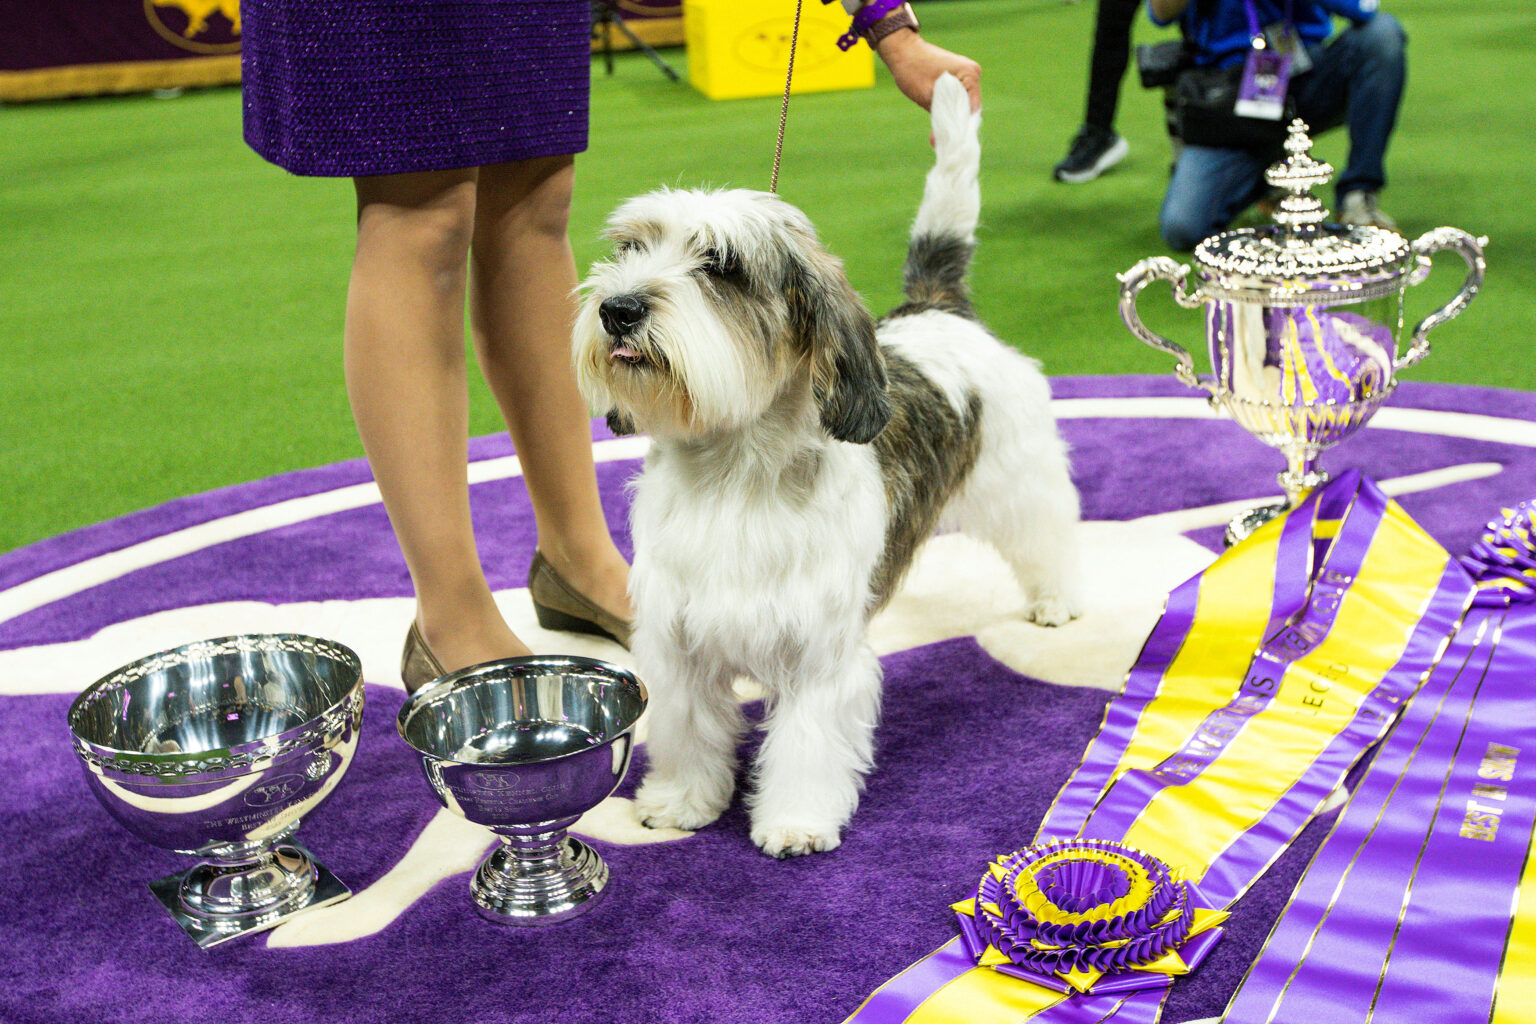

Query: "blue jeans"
left=1159, top=12, right=1408, bottom=251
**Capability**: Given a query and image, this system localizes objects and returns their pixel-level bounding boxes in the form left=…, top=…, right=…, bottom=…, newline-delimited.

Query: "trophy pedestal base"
left=1225, top=502, right=1289, bottom=548
left=149, top=843, right=351, bottom=949
left=472, top=835, right=610, bottom=926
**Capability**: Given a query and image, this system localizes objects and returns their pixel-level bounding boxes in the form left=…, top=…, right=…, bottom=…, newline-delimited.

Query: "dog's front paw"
left=1025, top=594, right=1079, bottom=627
left=751, top=821, right=843, bottom=859
left=634, top=775, right=731, bottom=832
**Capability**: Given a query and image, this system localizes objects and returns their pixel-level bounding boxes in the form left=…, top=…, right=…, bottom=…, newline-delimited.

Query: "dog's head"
left=573, top=188, right=889, bottom=443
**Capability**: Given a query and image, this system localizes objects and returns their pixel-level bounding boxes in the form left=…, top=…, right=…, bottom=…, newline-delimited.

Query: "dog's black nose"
left=599, top=295, right=648, bottom=337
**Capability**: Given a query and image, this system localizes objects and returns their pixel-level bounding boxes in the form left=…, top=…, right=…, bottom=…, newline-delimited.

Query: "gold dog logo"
left=143, top=0, right=241, bottom=55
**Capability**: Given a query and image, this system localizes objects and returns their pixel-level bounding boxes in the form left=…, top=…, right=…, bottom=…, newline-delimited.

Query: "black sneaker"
left=1053, top=124, right=1129, bottom=184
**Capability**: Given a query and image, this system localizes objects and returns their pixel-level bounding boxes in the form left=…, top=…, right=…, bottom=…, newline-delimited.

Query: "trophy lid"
left=1191, top=120, right=1414, bottom=305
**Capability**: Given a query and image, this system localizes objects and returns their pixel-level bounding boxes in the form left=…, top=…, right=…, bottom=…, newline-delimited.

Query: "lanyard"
left=1242, top=0, right=1294, bottom=45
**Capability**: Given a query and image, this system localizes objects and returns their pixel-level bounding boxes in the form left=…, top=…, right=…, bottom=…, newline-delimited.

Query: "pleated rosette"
left=953, top=840, right=1228, bottom=995
left=1461, top=501, right=1536, bottom=605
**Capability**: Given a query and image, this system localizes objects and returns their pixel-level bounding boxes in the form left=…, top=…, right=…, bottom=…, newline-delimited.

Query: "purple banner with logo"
left=0, top=0, right=240, bottom=100
left=1, top=0, right=684, bottom=100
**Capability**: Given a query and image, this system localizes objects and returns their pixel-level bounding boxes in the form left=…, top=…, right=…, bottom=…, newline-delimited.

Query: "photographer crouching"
left=1151, top=0, right=1406, bottom=250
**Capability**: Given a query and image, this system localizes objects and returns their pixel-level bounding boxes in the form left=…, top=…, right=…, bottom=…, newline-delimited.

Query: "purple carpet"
left=4, top=375, right=1535, bottom=1024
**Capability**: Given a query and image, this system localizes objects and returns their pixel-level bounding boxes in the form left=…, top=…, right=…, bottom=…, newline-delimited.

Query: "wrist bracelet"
left=837, top=0, right=907, bottom=51
left=864, top=2, right=919, bottom=47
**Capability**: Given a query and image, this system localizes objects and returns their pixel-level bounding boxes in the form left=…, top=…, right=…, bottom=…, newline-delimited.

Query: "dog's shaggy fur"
left=573, top=75, right=1081, bottom=858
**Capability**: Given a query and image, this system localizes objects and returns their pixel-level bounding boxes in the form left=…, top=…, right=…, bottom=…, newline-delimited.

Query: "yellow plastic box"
left=684, top=0, right=875, bottom=100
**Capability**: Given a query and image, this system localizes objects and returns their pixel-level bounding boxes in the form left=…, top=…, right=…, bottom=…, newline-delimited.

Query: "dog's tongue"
left=611, top=344, right=643, bottom=364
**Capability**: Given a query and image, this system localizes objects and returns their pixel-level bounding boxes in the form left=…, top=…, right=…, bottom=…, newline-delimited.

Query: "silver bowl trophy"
left=67, top=634, right=364, bottom=948
left=1119, top=120, right=1487, bottom=544
left=397, top=655, right=647, bottom=926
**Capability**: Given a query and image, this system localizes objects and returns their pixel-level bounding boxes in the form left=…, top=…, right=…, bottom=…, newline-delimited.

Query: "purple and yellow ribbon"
left=1224, top=596, right=1536, bottom=1023
left=952, top=839, right=1228, bottom=996
left=843, top=472, right=1475, bottom=1024
left=1270, top=307, right=1393, bottom=408
left=1461, top=499, right=1536, bottom=605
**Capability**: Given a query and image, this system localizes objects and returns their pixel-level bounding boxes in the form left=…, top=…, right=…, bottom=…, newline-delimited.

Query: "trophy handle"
left=1400, top=227, right=1488, bottom=370
left=1117, top=257, right=1218, bottom=395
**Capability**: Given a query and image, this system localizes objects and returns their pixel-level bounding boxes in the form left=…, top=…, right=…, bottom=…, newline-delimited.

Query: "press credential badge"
left=1235, top=35, right=1291, bottom=120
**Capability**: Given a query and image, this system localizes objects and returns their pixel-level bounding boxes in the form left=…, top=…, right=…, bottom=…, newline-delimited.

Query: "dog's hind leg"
left=955, top=436, right=1083, bottom=627
left=748, top=644, right=883, bottom=858
left=634, top=656, right=745, bottom=832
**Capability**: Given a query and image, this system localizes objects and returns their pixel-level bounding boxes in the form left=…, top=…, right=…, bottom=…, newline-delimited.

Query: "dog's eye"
left=699, top=248, right=744, bottom=282
left=613, top=239, right=642, bottom=257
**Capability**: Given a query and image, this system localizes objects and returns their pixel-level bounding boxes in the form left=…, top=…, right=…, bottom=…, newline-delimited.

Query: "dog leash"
left=769, top=0, right=805, bottom=194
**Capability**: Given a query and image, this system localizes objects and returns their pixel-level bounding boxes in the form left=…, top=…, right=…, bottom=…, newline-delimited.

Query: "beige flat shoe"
left=528, top=550, right=633, bottom=649
left=400, top=619, right=448, bottom=694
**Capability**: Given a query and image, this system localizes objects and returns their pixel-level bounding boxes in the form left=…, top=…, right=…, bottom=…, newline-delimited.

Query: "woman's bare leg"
left=346, top=169, right=530, bottom=671
left=469, top=156, right=632, bottom=623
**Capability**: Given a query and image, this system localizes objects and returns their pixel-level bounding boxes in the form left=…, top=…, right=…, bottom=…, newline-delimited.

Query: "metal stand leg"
left=590, top=1, right=681, bottom=81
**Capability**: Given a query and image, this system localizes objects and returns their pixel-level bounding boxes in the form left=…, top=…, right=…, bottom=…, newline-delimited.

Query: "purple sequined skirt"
left=241, top=0, right=591, bottom=177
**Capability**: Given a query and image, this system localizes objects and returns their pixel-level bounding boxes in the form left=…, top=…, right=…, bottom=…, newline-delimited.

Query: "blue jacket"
left=1151, top=0, right=1379, bottom=68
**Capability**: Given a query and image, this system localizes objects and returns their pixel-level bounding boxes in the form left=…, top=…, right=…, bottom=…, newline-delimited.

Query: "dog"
left=572, top=74, right=1081, bottom=858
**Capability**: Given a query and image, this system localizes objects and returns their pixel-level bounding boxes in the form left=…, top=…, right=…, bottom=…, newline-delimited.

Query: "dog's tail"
left=899, top=72, right=981, bottom=319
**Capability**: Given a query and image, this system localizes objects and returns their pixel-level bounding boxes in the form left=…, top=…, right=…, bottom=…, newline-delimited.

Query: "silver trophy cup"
left=1119, top=120, right=1487, bottom=544
left=67, top=634, right=364, bottom=948
left=397, top=655, right=647, bottom=925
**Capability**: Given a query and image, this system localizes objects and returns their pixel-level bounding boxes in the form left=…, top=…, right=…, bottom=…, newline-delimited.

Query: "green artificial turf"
left=0, top=0, right=1531, bottom=552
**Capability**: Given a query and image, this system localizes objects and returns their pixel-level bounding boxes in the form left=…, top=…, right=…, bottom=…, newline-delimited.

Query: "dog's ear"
left=788, top=249, right=890, bottom=444
left=605, top=409, right=637, bottom=437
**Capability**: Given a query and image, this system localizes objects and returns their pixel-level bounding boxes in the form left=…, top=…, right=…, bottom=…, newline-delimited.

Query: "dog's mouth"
left=609, top=341, right=649, bottom=367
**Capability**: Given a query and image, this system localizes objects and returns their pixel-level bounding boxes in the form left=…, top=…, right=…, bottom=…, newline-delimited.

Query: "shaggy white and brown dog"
left=573, top=75, right=1081, bottom=858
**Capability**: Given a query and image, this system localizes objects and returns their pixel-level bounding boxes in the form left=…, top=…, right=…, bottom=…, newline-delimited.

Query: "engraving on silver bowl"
left=67, top=633, right=364, bottom=947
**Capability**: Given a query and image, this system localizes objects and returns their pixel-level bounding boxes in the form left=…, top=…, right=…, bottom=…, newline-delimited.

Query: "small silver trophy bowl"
left=1119, top=120, right=1487, bottom=545
left=396, top=655, right=647, bottom=926
left=67, top=634, right=364, bottom=948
